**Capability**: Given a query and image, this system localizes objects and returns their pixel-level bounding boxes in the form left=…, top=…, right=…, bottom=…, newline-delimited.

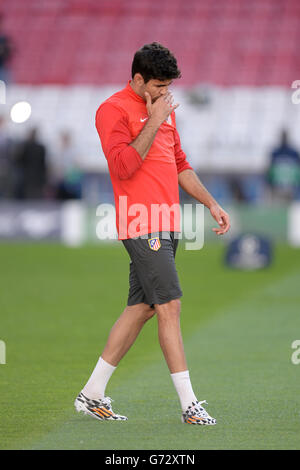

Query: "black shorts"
left=122, top=232, right=183, bottom=309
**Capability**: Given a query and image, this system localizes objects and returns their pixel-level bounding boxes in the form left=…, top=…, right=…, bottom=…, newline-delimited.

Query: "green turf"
left=0, top=242, right=299, bottom=450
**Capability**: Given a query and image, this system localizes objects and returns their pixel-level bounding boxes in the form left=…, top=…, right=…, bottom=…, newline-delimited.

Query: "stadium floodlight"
left=10, top=101, right=32, bottom=123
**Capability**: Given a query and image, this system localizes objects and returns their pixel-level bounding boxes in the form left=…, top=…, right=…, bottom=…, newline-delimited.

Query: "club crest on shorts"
left=148, top=237, right=161, bottom=251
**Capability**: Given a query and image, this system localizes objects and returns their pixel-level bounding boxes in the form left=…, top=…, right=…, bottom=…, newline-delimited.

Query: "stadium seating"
left=2, top=0, right=299, bottom=86
left=1, top=0, right=300, bottom=204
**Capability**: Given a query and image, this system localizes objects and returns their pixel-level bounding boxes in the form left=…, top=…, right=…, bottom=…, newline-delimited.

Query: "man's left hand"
left=210, top=204, right=231, bottom=235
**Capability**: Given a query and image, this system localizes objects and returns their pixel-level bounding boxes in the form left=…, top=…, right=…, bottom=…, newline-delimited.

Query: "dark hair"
left=131, top=42, right=181, bottom=83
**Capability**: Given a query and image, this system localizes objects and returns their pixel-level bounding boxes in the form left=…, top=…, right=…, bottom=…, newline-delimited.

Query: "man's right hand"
left=145, top=91, right=179, bottom=125
left=130, top=92, right=179, bottom=160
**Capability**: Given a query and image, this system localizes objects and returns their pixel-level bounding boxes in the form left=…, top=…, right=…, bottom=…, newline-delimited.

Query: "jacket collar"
left=125, top=80, right=145, bottom=104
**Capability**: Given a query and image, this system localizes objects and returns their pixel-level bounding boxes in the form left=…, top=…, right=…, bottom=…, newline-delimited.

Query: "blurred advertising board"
left=0, top=201, right=299, bottom=247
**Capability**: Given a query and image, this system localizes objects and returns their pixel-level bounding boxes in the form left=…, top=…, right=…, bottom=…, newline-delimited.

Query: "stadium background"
left=0, top=0, right=299, bottom=450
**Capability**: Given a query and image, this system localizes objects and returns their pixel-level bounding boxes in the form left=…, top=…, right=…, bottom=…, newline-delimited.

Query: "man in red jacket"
left=75, top=43, right=230, bottom=425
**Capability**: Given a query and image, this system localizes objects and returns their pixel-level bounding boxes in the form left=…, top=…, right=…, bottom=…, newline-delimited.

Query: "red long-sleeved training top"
left=95, top=81, right=193, bottom=239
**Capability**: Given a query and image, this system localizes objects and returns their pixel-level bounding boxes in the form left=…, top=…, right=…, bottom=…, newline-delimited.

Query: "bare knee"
left=155, top=298, right=181, bottom=321
left=129, top=303, right=155, bottom=323
left=143, top=305, right=156, bottom=322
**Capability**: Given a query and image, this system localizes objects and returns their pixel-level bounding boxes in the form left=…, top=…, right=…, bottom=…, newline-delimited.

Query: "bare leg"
left=155, top=299, right=187, bottom=373
left=101, top=303, right=155, bottom=366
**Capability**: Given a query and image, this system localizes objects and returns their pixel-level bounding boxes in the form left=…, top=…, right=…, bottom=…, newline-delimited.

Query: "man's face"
left=141, top=78, right=173, bottom=103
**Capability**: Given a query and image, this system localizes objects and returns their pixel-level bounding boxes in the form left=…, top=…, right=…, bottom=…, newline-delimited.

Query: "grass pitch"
left=0, top=242, right=299, bottom=450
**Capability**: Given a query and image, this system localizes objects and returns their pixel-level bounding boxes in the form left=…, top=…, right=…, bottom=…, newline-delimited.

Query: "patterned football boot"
left=74, top=392, right=128, bottom=421
left=182, top=400, right=216, bottom=425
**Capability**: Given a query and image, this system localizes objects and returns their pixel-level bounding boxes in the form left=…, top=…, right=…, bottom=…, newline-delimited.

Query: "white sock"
left=171, top=370, right=197, bottom=412
left=82, top=356, right=116, bottom=399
